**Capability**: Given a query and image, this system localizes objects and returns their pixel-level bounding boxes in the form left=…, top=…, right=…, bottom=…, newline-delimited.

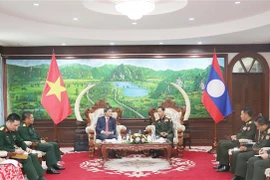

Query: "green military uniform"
left=18, top=122, right=61, bottom=169
left=246, top=149, right=270, bottom=180
left=232, top=126, right=270, bottom=179
left=0, top=125, right=44, bottom=180
left=155, top=116, right=174, bottom=144
left=217, top=120, right=256, bottom=166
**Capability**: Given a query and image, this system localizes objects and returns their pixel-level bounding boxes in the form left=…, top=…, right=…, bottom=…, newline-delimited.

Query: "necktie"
left=105, top=117, right=109, bottom=132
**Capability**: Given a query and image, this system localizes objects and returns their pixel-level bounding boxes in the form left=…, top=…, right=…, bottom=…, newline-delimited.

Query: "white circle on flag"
left=206, top=79, right=225, bottom=98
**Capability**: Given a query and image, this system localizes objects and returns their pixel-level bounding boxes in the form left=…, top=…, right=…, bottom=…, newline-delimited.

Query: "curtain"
left=0, top=56, right=4, bottom=124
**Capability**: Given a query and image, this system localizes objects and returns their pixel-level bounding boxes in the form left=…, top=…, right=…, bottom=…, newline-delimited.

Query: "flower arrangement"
left=129, top=133, right=148, bottom=144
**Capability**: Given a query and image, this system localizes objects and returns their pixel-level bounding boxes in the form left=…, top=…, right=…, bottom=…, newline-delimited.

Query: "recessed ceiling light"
left=189, top=18, right=195, bottom=21
left=132, top=22, right=137, bottom=25
left=197, top=41, right=202, bottom=44
left=110, top=42, right=115, bottom=45
left=235, top=1, right=241, bottom=4
left=33, top=3, right=39, bottom=6
left=159, top=42, right=163, bottom=45
left=61, top=43, right=66, bottom=46
left=73, top=17, right=79, bottom=21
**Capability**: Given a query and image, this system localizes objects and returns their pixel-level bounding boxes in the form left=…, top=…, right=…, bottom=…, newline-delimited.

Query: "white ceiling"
left=0, top=0, right=270, bottom=46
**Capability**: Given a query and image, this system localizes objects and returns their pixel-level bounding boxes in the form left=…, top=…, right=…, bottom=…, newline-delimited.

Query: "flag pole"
left=208, top=123, right=218, bottom=154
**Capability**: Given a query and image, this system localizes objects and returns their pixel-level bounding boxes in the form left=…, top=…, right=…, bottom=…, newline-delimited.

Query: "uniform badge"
left=247, top=127, right=250, bottom=131
left=243, top=127, right=247, bottom=130
left=0, top=126, right=4, bottom=131
left=249, top=121, right=252, bottom=124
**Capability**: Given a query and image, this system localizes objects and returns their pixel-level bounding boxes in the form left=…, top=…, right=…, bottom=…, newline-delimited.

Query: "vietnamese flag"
left=41, top=53, right=72, bottom=124
left=202, top=51, right=233, bottom=123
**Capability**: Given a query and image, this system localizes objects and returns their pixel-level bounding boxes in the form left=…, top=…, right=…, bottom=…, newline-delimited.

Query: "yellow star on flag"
left=46, top=77, right=66, bottom=101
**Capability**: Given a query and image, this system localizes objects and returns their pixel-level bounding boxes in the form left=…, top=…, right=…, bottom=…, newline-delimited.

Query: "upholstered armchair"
left=145, top=98, right=191, bottom=157
left=85, top=100, right=127, bottom=157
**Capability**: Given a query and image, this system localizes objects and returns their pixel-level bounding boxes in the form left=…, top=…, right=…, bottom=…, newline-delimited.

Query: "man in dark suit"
left=96, top=107, right=117, bottom=140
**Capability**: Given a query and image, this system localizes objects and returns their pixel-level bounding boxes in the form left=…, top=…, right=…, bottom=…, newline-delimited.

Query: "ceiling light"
left=33, top=3, right=39, bottom=6
left=73, top=17, right=79, bottom=21
left=189, top=18, right=195, bottom=21
left=110, top=42, right=115, bottom=45
left=115, top=0, right=155, bottom=20
left=61, top=43, right=66, bottom=46
left=132, top=22, right=137, bottom=25
left=235, top=1, right=241, bottom=4
left=197, top=41, right=202, bottom=44
left=159, top=42, right=163, bottom=45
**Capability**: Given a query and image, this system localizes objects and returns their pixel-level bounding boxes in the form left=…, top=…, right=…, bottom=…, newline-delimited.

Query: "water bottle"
left=126, top=130, right=130, bottom=141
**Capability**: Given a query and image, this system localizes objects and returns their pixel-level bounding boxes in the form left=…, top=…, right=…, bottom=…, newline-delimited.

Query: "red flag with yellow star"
left=41, top=53, right=72, bottom=124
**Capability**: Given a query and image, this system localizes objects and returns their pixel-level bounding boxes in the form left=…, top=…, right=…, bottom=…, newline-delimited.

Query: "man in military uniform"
left=18, top=111, right=64, bottom=174
left=0, top=113, right=46, bottom=180
left=246, top=148, right=270, bottom=180
left=152, top=106, right=174, bottom=158
left=231, top=116, right=270, bottom=180
left=215, top=107, right=256, bottom=172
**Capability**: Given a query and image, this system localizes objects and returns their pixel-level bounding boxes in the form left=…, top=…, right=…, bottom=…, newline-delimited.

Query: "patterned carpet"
left=41, top=146, right=234, bottom=180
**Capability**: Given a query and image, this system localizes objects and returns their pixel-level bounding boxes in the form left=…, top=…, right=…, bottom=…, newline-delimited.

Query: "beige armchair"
left=84, top=100, right=127, bottom=157
left=146, top=98, right=190, bottom=157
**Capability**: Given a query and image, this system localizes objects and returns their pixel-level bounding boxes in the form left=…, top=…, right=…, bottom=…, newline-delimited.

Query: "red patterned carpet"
left=44, top=150, right=234, bottom=180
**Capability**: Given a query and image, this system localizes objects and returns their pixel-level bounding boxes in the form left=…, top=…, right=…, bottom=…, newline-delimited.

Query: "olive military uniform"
left=232, top=126, right=270, bottom=179
left=0, top=125, right=44, bottom=180
left=18, top=122, right=61, bottom=169
left=155, top=116, right=174, bottom=144
left=246, top=149, right=270, bottom=180
left=217, top=120, right=256, bottom=166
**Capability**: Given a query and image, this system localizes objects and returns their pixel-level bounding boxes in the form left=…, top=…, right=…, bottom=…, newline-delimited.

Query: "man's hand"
left=15, top=148, right=24, bottom=154
left=260, top=152, right=269, bottom=160
left=259, top=149, right=266, bottom=155
left=7, top=152, right=16, bottom=158
left=41, top=140, right=47, bottom=144
left=26, top=147, right=32, bottom=154
left=239, top=146, right=247, bottom=151
left=231, top=135, right=236, bottom=140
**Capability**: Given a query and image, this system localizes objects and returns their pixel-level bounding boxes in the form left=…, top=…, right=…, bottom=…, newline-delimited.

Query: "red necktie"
left=105, top=117, right=109, bottom=132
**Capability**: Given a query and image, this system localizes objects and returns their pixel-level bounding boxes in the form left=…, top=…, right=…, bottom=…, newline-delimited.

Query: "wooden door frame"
left=228, top=52, right=269, bottom=118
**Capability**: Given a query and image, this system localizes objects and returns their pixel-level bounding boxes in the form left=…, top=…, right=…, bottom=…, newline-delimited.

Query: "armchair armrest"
left=145, top=125, right=155, bottom=136
left=85, top=126, right=96, bottom=134
left=117, top=125, right=127, bottom=138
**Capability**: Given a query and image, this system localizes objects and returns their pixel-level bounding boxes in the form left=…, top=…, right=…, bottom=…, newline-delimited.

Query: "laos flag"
left=202, top=51, right=233, bottom=123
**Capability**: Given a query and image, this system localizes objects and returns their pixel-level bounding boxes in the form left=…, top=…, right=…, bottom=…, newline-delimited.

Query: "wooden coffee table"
left=100, top=140, right=172, bottom=165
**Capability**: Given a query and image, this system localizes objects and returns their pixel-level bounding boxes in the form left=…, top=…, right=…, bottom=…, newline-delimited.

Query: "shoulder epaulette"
left=0, top=126, right=4, bottom=131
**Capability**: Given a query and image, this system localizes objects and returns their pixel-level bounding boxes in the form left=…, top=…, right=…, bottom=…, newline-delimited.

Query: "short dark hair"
left=21, top=111, right=32, bottom=121
left=242, top=107, right=252, bottom=117
left=104, top=107, right=112, bottom=113
left=158, top=106, right=165, bottom=111
left=256, top=116, right=269, bottom=126
left=6, top=113, right=21, bottom=122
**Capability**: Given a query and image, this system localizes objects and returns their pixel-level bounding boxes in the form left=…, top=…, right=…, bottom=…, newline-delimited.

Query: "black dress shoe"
left=213, top=164, right=222, bottom=169
left=114, top=153, right=122, bottom=159
left=231, top=176, right=241, bottom=180
left=216, top=165, right=229, bottom=172
left=53, top=165, right=65, bottom=170
left=152, top=152, right=159, bottom=158
left=38, top=177, right=47, bottom=180
left=47, top=168, right=60, bottom=174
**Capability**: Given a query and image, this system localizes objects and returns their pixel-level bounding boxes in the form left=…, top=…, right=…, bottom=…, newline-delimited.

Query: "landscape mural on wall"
left=6, top=57, right=225, bottom=119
